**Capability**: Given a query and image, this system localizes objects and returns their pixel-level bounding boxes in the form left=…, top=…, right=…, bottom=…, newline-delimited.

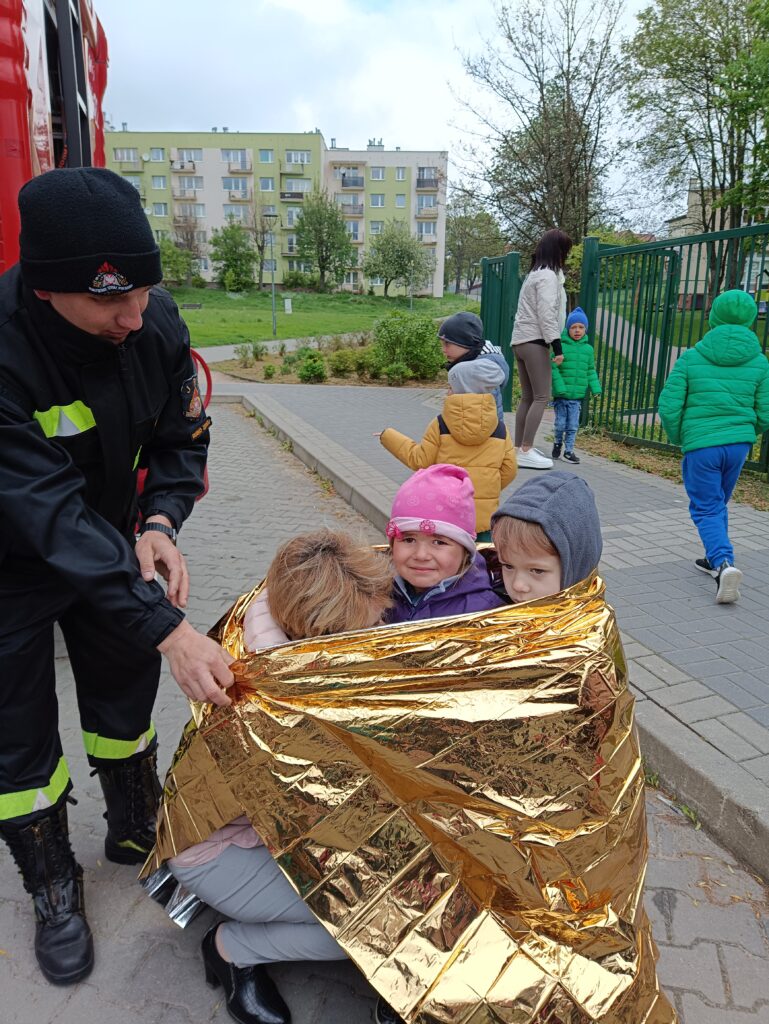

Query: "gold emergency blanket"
left=147, top=572, right=675, bottom=1023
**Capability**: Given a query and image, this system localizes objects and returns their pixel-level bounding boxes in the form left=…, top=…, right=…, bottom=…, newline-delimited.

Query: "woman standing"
left=511, top=229, right=573, bottom=469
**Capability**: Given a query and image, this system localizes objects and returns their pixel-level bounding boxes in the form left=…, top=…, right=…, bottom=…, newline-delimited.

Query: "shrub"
left=372, top=312, right=443, bottom=380
left=328, top=348, right=357, bottom=377
left=278, top=341, right=287, bottom=357
left=191, top=274, right=207, bottom=289
left=295, top=345, right=316, bottom=360
left=384, top=361, right=413, bottom=386
left=282, top=270, right=322, bottom=290
left=263, top=363, right=276, bottom=379
left=251, top=340, right=267, bottom=361
left=234, top=343, right=253, bottom=367
left=279, top=361, right=293, bottom=376
left=297, top=352, right=327, bottom=383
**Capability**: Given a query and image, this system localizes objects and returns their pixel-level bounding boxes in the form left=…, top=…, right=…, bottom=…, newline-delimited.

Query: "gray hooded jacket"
left=491, top=471, right=602, bottom=589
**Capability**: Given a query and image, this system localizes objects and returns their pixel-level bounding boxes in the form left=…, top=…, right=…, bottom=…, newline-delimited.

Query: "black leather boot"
left=201, top=924, right=291, bottom=1024
left=375, top=997, right=406, bottom=1024
left=0, top=801, right=94, bottom=985
left=93, top=738, right=162, bottom=865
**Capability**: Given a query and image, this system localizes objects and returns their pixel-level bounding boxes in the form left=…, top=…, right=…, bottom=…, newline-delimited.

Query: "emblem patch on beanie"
left=89, top=261, right=132, bottom=294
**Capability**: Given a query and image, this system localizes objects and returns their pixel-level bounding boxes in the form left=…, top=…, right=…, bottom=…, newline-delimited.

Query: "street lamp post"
left=264, top=212, right=278, bottom=337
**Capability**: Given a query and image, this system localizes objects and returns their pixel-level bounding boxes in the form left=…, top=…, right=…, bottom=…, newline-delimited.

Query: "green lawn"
left=170, top=287, right=480, bottom=346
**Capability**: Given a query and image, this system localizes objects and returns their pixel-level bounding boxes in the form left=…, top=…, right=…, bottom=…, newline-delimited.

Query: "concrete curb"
left=213, top=391, right=769, bottom=880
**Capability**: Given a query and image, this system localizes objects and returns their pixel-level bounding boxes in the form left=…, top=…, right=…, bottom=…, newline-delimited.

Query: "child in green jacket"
left=658, top=289, right=769, bottom=604
left=550, top=308, right=602, bottom=464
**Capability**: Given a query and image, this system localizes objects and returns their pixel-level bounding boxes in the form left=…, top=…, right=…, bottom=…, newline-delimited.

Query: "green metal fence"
left=580, top=224, right=769, bottom=474
left=480, top=252, right=522, bottom=412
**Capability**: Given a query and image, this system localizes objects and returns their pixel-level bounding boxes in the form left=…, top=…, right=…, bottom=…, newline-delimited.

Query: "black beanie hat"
left=438, top=311, right=484, bottom=351
left=19, top=168, right=162, bottom=293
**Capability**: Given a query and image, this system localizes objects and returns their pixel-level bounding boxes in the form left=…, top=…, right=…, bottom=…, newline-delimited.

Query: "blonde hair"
left=266, top=529, right=393, bottom=639
left=491, top=516, right=558, bottom=559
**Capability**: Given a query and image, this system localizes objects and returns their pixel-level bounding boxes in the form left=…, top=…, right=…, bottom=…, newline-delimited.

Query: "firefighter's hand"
left=157, top=620, right=235, bottom=707
left=136, top=527, right=189, bottom=609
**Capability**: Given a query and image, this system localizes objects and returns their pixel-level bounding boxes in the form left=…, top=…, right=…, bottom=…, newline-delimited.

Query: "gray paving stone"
left=670, top=896, right=769, bottom=956
left=705, top=676, right=765, bottom=711
left=674, top=696, right=740, bottom=724
left=656, top=940, right=727, bottom=1004
left=635, top=655, right=692, bottom=685
left=742, top=755, right=769, bottom=784
left=653, top=681, right=713, bottom=707
left=720, top=945, right=769, bottom=1008
left=694, top=720, right=761, bottom=761
left=718, top=713, right=769, bottom=755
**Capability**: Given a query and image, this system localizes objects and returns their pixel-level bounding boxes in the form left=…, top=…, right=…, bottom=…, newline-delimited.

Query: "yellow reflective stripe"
left=133, top=445, right=142, bottom=471
left=82, top=723, right=156, bottom=760
left=0, top=756, right=70, bottom=820
left=33, top=401, right=96, bottom=438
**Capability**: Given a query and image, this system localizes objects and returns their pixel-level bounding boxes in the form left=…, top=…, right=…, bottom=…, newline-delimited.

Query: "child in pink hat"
left=385, top=464, right=506, bottom=623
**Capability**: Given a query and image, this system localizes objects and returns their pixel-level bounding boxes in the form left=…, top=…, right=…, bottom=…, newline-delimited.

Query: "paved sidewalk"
left=2, top=404, right=768, bottom=1023
left=210, top=377, right=769, bottom=880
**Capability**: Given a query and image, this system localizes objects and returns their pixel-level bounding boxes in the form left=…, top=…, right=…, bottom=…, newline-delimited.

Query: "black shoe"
left=93, top=739, right=162, bottom=865
left=716, top=562, right=743, bottom=604
left=375, top=997, right=406, bottom=1024
left=562, top=450, right=580, bottom=464
left=695, top=557, right=718, bottom=577
left=202, top=925, right=290, bottom=1024
left=551, top=443, right=562, bottom=460
left=0, top=802, right=94, bottom=985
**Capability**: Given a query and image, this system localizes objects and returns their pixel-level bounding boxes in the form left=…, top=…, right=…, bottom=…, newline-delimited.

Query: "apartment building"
left=105, top=128, right=448, bottom=296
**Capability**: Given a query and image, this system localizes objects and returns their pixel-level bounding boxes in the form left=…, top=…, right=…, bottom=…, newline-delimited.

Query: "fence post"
left=501, top=252, right=521, bottom=413
left=579, top=236, right=600, bottom=425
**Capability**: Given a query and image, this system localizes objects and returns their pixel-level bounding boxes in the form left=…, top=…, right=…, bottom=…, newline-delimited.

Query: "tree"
left=444, top=198, right=505, bottom=294
left=171, top=214, right=201, bottom=286
left=460, top=0, right=624, bottom=252
left=158, top=238, right=193, bottom=286
left=209, top=220, right=257, bottom=292
left=295, top=191, right=354, bottom=290
left=363, top=221, right=434, bottom=297
left=245, top=199, right=277, bottom=290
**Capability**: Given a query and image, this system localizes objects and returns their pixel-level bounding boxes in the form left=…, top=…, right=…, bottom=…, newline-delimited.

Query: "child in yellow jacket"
left=378, top=359, right=517, bottom=540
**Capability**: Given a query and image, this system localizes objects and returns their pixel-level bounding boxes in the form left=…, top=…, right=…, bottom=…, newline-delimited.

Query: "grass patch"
left=172, top=286, right=479, bottom=346
left=215, top=355, right=447, bottom=389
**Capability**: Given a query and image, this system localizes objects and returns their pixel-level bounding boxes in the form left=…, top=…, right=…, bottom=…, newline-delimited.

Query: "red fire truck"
left=0, top=0, right=108, bottom=275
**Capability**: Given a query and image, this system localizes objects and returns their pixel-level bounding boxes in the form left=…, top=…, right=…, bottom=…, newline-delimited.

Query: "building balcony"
left=118, top=159, right=142, bottom=171
left=338, top=203, right=364, bottom=216
left=282, top=246, right=299, bottom=256
left=281, top=160, right=311, bottom=174
left=280, top=191, right=306, bottom=201
left=341, top=175, right=364, bottom=188
left=228, top=160, right=252, bottom=173
left=172, top=188, right=198, bottom=199
left=171, top=159, right=196, bottom=172
left=228, top=189, right=252, bottom=202
left=419, top=234, right=438, bottom=245
left=416, top=177, right=439, bottom=190
left=416, top=206, right=438, bottom=218
left=348, top=234, right=364, bottom=244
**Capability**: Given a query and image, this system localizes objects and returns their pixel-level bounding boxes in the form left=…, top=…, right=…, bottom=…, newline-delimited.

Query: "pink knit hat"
left=386, top=464, right=477, bottom=553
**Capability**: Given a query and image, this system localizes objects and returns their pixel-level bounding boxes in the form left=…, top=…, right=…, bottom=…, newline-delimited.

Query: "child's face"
left=440, top=338, right=468, bottom=363
left=391, top=531, right=466, bottom=592
left=568, top=323, right=586, bottom=341
left=497, top=541, right=562, bottom=603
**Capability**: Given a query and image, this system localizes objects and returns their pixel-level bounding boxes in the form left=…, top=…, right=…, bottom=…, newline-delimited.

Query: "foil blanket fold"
left=145, top=572, right=676, bottom=1023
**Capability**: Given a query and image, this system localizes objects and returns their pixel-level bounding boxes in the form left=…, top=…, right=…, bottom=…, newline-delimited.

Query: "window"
left=150, top=147, right=165, bottom=161
left=418, top=166, right=438, bottom=179
left=369, top=275, right=384, bottom=286
left=370, top=166, right=385, bottom=180
left=417, top=194, right=436, bottom=209
left=223, top=204, right=246, bottom=220
left=177, top=203, right=205, bottom=218
left=155, top=229, right=170, bottom=241
left=285, top=234, right=298, bottom=253
left=285, top=150, right=311, bottom=164
left=122, top=175, right=142, bottom=191
left=344, top=271, right=359, bottom=285
left=195, top=229, right=207, bottom=243
left=263, top=232, right=276, bottom=245
left=151, top=175, right=167, bottom=189
left=222, top=177, right=248, bottom=192
left=263, top=258, right=277, bottom=272
left=259, top=177, right=275, bottom=191
left=262, top=204, right=277, bottom=215
left=345, top=220, right=359, bottom=240
left=287, top=259, right=312, bottom=273
left=284, top=178, right=311, bottom=192
left=418, top=221, right=436, bottom=237
left=395, top=194, right=406, bottom=208
left=192, top=257, right=210, bottom=272
left=370, top=194, right=385, bottom=207
left=259, top=149, right=273, bottom=163
left=337, top=193, right=361, bottom=207
left=179, top=175, right=204, bottom=190
left=395, top=166, right=406, bottom=180
left=370, top=221, right=384, bottom=235
left=333, top=165, right=359, bottom=178
left=113, top=147, right=138, bottom=161
left=221, top=148, right=247, bottom=164
left=285, top=206, right=302, bottom=227
left=152, top=202, right=168, bottom=216
left=178, top=148, right=202, bottom=162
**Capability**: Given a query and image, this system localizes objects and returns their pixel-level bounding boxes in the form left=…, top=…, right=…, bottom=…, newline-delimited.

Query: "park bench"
left=181, top=302, right=203, bottom=309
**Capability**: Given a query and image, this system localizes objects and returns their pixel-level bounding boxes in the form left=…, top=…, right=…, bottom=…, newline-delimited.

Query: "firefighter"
left=0, top=168, right=234, bottom=985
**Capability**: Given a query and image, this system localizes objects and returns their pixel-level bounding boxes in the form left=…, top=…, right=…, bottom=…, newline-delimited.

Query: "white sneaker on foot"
left=716, top=563, right=743, bottom=604
left=517, top=448, right=553, bottom=470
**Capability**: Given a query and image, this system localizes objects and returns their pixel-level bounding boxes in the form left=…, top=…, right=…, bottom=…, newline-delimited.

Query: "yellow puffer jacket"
left=380, top=393, right=517, bottom=531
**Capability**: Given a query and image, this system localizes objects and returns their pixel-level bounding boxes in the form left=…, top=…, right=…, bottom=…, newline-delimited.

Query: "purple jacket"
left=385, top=552, right=507, bottom=624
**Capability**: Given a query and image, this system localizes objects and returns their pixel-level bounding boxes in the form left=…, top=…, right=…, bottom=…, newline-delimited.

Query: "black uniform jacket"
left=0, top=266, right=211, bottom=648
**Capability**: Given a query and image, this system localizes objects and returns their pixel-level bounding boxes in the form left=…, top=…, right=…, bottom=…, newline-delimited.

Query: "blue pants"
left=681, top=443, right=751, bottom=567
left=553, top=399, right=582, bottom=452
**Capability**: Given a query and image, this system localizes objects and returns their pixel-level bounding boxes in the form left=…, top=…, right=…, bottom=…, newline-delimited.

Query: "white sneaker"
left=716, top=563, right=743, bottom=604
left=517, top=448, right=553, bottom=470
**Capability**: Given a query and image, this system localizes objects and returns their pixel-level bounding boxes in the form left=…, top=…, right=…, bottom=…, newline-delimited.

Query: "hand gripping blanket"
left=144, top=572, right=676, bottom=1024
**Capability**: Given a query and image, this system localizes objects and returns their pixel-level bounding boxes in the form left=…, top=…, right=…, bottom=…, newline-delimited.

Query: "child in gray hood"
left=490, top=471, right=602, bottom=603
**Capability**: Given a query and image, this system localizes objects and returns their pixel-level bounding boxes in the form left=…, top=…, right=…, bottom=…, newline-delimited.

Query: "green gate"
left=480, top=252, right=522, bottom=412
left=580, top=224, right=769, bottom=474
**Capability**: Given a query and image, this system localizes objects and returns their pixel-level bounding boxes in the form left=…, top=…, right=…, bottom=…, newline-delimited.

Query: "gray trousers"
left=171, top=845, right=347, bottom=967
left=514, top=341, right=553, bottom=447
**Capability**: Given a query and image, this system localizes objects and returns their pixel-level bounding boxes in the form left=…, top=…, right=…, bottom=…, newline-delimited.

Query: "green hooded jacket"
left=551, top=330, right=602, bottom=400
left=657, top=290, right=769, bottom=454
